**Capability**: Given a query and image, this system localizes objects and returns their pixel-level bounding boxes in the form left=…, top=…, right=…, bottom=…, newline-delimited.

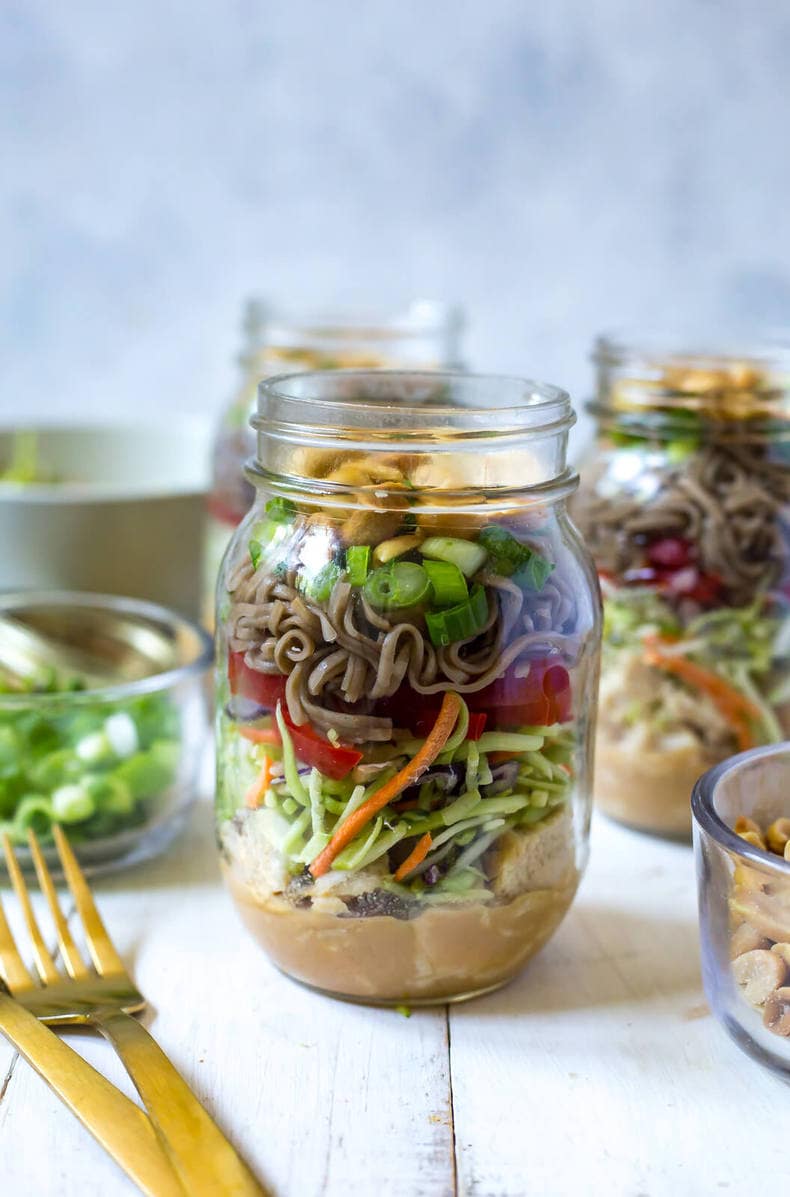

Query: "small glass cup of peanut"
left=693, top=743, right=790, bottom=1075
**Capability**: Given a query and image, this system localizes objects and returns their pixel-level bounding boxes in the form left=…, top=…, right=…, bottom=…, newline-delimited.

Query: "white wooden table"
left=0, top=801, right=787, bottom=1197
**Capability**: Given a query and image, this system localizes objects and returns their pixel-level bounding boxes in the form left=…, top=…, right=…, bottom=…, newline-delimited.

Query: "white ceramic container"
left=0, top=420, right=211, bottom=621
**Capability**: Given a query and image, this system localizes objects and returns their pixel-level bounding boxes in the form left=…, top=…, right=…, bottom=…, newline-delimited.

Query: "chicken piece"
left=220, top=810, right=291, bottom=901
left=310, top=859, right=390, bottom=916
left=487, top=805, right=575, bottom=901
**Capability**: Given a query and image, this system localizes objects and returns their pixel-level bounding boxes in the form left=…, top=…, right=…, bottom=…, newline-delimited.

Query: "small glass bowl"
left=0, top=591, right=212, bottom=875
left=692, top=743, right=790, bottom=1077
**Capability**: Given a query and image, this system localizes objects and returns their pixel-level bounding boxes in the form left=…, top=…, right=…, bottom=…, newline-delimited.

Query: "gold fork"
left=0, top=826, right=266, bottom=1197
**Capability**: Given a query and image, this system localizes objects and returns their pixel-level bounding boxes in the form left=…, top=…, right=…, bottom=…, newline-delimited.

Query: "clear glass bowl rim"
left=691, top=741, right=790, bottom=878
left=0, top=589, right=213, bottom=707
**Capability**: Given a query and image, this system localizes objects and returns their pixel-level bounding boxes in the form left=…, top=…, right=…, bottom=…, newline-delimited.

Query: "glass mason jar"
left=204, top=301, right=464, bottom=620
left=692, top=744, right=790, bottom=1076
left=573, top=334, right=790, bottom=838
left=215, top=369, right=601, bottom=1005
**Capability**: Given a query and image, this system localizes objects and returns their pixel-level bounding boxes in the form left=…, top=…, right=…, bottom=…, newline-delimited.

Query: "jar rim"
left=691, top=742, right=790, bottom=879
left=256, top=368, right=574, bottom=436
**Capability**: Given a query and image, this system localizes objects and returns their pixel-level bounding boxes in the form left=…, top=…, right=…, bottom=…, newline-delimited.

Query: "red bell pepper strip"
left=228, top=653, right=362, bottom=780
left=228, top=652, right=287, bottom=708
left=407, top=709, right=487, bottom=741
left=283, top=717, right=362, bottom=780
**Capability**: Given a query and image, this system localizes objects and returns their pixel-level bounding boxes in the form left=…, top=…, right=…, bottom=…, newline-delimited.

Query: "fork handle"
left=92, top=1008, right=266, bottom=1197
left=0, top=993, right=186, bottom=1197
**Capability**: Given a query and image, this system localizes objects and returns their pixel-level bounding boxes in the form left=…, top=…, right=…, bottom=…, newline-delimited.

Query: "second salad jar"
left=215, top=370, right=601, bottom=1004
left=574, top=335, right=790, bottom=837
left=205, top=301, right=464, bottom=618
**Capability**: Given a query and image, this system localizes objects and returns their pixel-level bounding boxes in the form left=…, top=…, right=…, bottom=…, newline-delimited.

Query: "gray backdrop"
left=3, top=0, right=789, bottom=450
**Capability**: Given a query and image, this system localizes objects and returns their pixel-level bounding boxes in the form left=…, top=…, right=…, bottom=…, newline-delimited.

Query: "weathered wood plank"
left=448, top=815, right=788, bottom=1197
left=0, top=805, right=455, bottom=1196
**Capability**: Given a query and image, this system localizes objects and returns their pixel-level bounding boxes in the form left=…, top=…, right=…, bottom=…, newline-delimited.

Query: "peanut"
left=766, top=818, right=790, bottom=856
left=732, top=949, right=787, bottom=1007
left=762, top=987, right=790, bottom=1037
left=729, top=923, right=771, bottom=960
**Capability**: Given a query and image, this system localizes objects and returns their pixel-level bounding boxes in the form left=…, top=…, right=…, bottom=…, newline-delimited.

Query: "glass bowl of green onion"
left=0, top=591, right=212, bottom=875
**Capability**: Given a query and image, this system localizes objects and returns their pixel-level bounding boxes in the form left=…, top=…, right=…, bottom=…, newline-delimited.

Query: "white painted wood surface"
left=0, top=803, right=787, bottom=1197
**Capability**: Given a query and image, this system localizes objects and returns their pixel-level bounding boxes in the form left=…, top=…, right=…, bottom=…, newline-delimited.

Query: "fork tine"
left=27, top=830, right=89, bottom=980
left=53, top=826, right=126, bottom=977
left=0, top=895, right=36, bottom=993
left=2, top=833, right=60, bottom=985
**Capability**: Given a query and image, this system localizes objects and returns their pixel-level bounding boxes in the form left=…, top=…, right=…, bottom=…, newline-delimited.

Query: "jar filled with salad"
left=573, top=334, right=790, bottom=837
left=205, top=301, right=464, bottom=621
left=215, top=370, right=600, bottom=1004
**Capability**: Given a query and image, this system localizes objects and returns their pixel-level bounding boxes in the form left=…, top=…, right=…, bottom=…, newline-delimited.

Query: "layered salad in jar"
left=577, top=353, right=790, bottom=836
left=216, top=445, right=598, bottom=1003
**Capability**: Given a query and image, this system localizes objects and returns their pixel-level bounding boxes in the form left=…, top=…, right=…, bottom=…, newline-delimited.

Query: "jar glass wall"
left=215, top=370, right=600, bottom=1004
left=573, top=335, right=790, bottom=837
left=205, top=301, right=464, bottom=619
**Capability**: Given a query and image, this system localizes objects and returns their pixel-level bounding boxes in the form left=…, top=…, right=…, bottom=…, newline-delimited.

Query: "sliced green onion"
left=83, top=774, right=134, bottom=815
left=13, top=794, right=54, bottom=836
left=423, top=559, right=468, bottom=605
left=478, top=525, right=555, bottom=590
left=512, top=553, right=555, bottom=591
left=346, top=545, right=371, bottom=586
left=303, top=561, right=345, bottom=602
left=52, top=783, right=95, bottom=823
left=420, top=537, right=487, bottom=578
left=75, top=731, right=110, bottom=765
left=104, top=712, right=138, bottom=758
left=425, top=584, right=488, bottom=647
left=265, top=497, right=296, bottom=523
left=364, top=562, right=432, bottom=611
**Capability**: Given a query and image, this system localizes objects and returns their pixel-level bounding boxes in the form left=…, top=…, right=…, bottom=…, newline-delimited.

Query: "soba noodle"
left=227, top=553, right=579, bottom=741
left=584, top=443, right=789, bottom=606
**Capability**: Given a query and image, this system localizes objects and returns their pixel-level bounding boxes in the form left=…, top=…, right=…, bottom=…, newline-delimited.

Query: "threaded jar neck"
left=248, top=369, right=578, bottom=512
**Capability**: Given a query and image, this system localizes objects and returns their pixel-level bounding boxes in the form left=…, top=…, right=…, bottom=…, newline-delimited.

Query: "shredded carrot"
left=488, top=751, right=516, bottom=765
left=244, top=756, right=272, bottom=809
left=644, top=637, right=759, bottom=752
left=239, top=726, right=281, bottom=745
left=309, top=691, right=463, bottom=878
left=394, top=833, right=433, bottom=882
left=393, top=799, right=421, bottom=813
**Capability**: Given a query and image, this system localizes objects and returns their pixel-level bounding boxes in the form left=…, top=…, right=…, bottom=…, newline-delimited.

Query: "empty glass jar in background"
left=573, top=335, right=790, bottom=838
left=204, top=301, right=464, bottom=619
left=215, top=369, right=600, bottom=1004
left=692, top=743, right=790, bottom=1076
